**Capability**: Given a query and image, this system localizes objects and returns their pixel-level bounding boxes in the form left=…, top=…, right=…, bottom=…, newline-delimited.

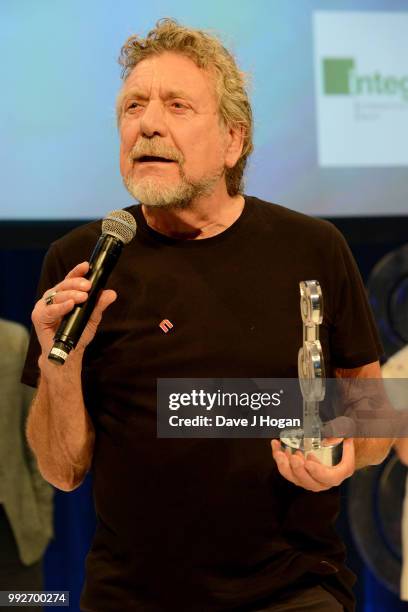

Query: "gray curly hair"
left=117, top=18, right=253, bottom=197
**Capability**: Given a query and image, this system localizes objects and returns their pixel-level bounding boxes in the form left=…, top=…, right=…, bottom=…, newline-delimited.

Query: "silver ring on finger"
left=44, top=290, right=58, bottom=306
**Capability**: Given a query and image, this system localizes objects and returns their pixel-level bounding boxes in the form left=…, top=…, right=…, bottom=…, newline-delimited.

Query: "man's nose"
left=140, top=101, right=168, bottom=138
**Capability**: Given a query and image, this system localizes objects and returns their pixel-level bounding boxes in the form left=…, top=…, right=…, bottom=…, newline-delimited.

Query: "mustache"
left=130, top=139, right=184, bottom=164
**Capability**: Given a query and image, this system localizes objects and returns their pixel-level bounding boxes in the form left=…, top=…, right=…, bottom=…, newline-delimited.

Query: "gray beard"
left=123, top=164, right=224, bottom=210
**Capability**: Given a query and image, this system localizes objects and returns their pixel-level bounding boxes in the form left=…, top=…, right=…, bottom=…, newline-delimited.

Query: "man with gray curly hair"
left=24, top=18, right=389, bottom=612
left=116, top=18, right=253, bottom=209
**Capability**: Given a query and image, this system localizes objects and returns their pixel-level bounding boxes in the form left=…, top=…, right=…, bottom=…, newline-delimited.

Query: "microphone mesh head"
left=102, top=209, right=137, bottom=244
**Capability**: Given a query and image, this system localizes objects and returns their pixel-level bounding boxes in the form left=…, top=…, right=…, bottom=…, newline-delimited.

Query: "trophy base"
left=279, top=428, right=343, bottom=466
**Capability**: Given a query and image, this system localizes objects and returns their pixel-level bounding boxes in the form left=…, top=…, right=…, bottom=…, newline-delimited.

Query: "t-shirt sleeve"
left=21, top=242, right=71, bottom=388
left=328, top=225, right=383, bottom=368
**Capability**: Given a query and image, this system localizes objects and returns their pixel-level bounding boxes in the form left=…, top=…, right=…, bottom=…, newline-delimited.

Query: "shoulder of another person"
left=0, top=319, right=29, bottom=351
left=382, top=345, right=408, bottom=377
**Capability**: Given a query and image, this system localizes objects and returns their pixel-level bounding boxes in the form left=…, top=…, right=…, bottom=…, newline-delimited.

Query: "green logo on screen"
left=323, top=58, right=355, bottom=94
left=322, top=58, right=408, bottom=101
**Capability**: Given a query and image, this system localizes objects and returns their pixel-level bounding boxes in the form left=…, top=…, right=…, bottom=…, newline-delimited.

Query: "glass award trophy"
left=280, top=280, right=343, bottom=466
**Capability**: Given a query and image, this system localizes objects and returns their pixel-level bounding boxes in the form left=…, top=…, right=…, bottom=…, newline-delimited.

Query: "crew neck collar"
left=131, top=195, right=252, bottom=248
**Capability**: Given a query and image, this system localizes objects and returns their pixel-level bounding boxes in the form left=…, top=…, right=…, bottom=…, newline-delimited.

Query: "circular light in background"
left=348, top=454, right=407, bottom=594
left=367, top=244, right=408, bottom=358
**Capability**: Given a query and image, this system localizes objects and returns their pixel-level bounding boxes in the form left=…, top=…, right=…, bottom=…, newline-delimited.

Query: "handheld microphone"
left=48, top=209, right=137, bottom=365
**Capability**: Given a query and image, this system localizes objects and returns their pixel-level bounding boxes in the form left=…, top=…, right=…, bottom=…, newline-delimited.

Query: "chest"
left=85, top=243, right=333, bottom=382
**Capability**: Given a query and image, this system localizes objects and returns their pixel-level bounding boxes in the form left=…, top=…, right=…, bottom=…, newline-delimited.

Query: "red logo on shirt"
left=159, top=319, right=174, bottom=333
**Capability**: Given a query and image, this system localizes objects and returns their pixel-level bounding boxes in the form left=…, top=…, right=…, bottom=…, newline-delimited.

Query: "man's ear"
left=225, top=124, right=245, bottom=169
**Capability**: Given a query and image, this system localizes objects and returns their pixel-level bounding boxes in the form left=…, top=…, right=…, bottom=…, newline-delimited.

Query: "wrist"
left=39, top=347, right=84, bottom=383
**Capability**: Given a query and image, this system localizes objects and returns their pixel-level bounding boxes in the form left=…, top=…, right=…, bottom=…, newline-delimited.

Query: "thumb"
left=76, top=289, right=117, bottom=351
left=89, top=289, right=117, bottom=326
left=95, top=289, right=117, bottom=314
left=322, top=416, right=356, bottom=439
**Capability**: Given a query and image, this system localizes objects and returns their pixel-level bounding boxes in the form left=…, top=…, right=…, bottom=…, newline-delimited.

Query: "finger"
left=34, top=299, right=75, bottom=324
left=75, top=290, right=117, bottom=350
left=273, top=449, right=301, bottom=486
left=89, top=290, right=117, bottom=324
left=272, top=442, right=328, bottom=491
left=304, top=438, right=355, bottom=485
left=65, top=261, right=89, bottom=279
left=271, top=441, right=303, bottom=487
left=322, top=437, right=344, bottom=446
left=271, top=440, right=290, bottom=470
left=51, top=277, right=92, bottom=294
left=43, top=278, right=91, bottom=299
left=271, top=439, right=281, bottom=453
left=45, top=289, right=89, bottom=305
left=289, top=452, right=328, bottom=491
left=97, top=289, right=117, bottom=313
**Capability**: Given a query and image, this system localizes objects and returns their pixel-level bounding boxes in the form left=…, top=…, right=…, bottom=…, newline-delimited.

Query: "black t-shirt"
left=23, top=196, right=382, bottom=611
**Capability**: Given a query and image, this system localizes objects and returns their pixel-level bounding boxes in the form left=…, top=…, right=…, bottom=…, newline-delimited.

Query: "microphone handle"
left=48, top=234, right=123, bottom=365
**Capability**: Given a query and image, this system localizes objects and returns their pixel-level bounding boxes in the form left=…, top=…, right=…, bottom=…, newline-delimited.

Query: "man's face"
left=118, top=51, right=234, bottom=208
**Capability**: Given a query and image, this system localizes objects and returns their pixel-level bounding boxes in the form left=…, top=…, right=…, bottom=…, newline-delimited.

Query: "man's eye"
left=171, top=102, right=187, bottom=110
left=126, top=101, right=142, bottom=111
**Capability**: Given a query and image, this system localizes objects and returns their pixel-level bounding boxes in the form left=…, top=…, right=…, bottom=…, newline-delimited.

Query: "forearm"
left=26, top=263, right=116, bottom=490
left=26, top=352, right=95, bottom=491
left=353, top=437, right=394, bottom=470
left=334, top=362, right=394, bottom=469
